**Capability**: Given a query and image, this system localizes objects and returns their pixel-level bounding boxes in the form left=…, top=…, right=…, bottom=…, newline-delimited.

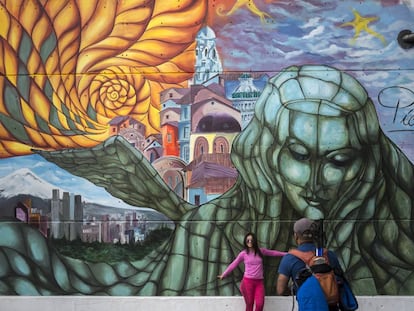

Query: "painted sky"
left=209, top=0, right=414, bottom=161
left=211, top=0, right=413, bottom=72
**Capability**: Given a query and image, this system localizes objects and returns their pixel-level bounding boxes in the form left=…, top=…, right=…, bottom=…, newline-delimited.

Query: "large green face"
left=276, top=110, right=364, bottom=218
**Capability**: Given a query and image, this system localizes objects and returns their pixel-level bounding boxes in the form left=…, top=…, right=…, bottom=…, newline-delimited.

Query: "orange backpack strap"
left=288, top=249, right=315, bottom=266
left=289, top=248, right=331, bottom=266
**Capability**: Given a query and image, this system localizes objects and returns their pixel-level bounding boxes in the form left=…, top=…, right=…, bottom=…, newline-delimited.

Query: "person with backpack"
left=276, top=218, right=343, bottom=311
left=218, top=232, right=286, bottom=311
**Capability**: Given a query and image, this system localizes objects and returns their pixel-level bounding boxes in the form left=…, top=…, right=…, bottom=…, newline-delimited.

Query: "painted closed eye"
left=327, top=150, right=358, bottom=167
left=288, top=143, right=310, bottom=161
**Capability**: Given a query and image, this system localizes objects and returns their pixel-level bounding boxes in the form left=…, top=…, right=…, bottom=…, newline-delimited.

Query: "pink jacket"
left=222, top=248, right=286, bottom=279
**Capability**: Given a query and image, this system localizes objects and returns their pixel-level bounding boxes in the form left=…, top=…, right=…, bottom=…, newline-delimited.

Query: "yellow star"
left=340, top=9, right=386, bottom=45
left=217, top=0, right=272, bottom=24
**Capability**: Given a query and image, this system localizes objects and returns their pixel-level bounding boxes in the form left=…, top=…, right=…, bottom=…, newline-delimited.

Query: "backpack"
left=289, top=249, right=339, bottom=307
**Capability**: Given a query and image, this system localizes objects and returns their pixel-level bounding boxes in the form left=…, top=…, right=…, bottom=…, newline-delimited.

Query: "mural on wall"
left=0, top=0, right=413, bottom=296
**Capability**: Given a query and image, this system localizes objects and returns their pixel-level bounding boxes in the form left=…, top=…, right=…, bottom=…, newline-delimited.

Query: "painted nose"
left=305, top=161, right=323, bottom=197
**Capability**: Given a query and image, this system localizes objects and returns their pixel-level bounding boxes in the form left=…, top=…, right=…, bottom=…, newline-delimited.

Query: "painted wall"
left=2, top=296, right=414, bottom=311
left=0, top=0, right=413, bottom=297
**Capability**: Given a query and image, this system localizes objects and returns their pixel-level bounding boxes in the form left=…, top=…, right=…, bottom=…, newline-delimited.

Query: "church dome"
left=196, top=26, right=216, bottom=40
left=195, top=113, right=241, bottom=133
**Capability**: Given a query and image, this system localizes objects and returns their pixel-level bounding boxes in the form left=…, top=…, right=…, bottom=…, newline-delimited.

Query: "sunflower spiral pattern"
left=0, top=0, right=207, bottom=157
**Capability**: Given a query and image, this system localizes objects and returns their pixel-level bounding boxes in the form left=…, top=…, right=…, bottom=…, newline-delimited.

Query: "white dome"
left=196, top=26, right=216, bottom=40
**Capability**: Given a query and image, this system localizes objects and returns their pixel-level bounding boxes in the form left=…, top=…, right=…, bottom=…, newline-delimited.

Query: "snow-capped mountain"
left=0, top=165, right=154, bottom=212
left=0, top=168, right=64, bottom=199
left=0, top=167, right=166, bottom=221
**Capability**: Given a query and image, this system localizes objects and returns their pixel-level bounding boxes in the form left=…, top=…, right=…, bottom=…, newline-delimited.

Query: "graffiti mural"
left=0, top=0, right=413, bottom=296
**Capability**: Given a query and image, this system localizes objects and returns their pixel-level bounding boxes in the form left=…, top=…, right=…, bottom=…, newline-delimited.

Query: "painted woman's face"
left=276, top=110, right=364, bottom=219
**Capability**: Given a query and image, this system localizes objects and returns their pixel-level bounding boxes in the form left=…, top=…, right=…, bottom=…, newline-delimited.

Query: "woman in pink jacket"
left=218, top=232, right=286, bottom=311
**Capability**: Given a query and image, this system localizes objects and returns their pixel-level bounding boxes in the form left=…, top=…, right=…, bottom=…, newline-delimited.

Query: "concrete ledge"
left=0, top=296, right=413, bottom=311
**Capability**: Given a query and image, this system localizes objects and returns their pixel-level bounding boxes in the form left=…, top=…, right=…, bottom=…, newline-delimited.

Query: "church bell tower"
left=191, top=26, right=223, bottom=86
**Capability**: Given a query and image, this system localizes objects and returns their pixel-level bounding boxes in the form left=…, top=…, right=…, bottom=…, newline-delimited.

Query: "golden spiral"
left=0, top=0, right=208, bottom=157
left=99, top=77, right=133, bottom=110
left=90, top=66, right=142, bottom=119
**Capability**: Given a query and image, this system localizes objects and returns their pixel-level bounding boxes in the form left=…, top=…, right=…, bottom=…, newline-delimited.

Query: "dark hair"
left=300, top=230, right=314, bottom=242
left=297, top=220, right=325, bottom=245
left=243, top=232, right=263, bottom=258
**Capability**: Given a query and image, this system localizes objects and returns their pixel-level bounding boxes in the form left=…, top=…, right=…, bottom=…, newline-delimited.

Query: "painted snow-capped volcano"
left=0, top=168, right=63, bottom=199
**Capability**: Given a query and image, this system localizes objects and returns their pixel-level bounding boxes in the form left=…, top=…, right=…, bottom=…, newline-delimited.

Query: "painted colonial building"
left=110, top=116, right=147, bottom=151
left=191, top=26, right=223, bottom=86
left=229, top=73, right=267, bottom=129
left=118, top=27, right=265, bottom=205
left=152, top=156, right=187, bottom=200
left=142, top=134, right=163, bottom=163
left=160, top=99, right=181, bottom=157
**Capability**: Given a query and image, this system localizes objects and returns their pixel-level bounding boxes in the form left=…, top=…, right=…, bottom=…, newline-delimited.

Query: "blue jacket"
left=296, top=275, right=329, bottom=311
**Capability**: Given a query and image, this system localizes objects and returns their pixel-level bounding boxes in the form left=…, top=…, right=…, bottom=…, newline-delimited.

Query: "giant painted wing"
left=34, top=135, right=194, bottom=220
